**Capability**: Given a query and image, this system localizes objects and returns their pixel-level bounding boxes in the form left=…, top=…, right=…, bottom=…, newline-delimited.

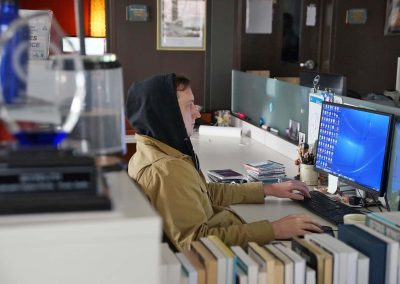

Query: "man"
left=127, top=73, right=322, bottom=251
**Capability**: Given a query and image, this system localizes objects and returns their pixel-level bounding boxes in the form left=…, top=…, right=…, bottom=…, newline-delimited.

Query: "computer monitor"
left=387, top=118, right=400, bottom=210
left=62, top=37, right=106, bottom=55
left=300, top=70, right=347, bottom=97
left=315, top=102, right=393, bottom=196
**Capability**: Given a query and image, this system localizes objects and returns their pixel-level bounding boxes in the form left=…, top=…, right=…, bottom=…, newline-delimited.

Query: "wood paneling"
left=107, top=0, right=205, bottom=105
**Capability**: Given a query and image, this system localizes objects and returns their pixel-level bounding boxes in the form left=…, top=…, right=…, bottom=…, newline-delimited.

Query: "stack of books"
left=244, top=160, right=286, bottom=183
left=160, top=211, right=400, bottom=284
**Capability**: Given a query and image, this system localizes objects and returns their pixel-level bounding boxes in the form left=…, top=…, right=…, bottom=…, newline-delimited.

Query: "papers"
left=246, top=0, right=273, bottom=34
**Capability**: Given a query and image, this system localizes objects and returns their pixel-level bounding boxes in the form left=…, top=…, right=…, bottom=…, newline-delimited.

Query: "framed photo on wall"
left=157, top=0, right=206, bottom=50
left=385, top=0, right=400, bottom=35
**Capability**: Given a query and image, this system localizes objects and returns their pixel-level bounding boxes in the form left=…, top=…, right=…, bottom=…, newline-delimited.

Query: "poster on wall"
left=385, top=0, right=400, bottom=35
left=157, top=0, right=206, bottom=51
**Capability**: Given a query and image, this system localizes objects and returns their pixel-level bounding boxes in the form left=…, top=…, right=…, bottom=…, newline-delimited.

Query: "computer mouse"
left=321, top=225, right=335, bottom=237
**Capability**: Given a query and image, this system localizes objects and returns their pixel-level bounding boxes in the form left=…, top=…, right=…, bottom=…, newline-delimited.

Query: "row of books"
left=160, top=211, right=400, bottom=284
left=243, top=160, right=286, bottom=182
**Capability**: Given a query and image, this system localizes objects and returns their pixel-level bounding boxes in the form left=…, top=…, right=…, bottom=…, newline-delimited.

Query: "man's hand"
left=271, top=214, right=322, bottom=239
left=263, top=180, right=310, bottom=200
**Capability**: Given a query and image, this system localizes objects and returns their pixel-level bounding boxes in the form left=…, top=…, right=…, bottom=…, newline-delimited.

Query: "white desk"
left=0, top=172, right=161, bottom=284
left=191, top=132, right=337, bottom=229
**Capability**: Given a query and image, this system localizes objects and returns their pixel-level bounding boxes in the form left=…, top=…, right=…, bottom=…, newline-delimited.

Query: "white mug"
left=343, top=214, right=366, bottom=225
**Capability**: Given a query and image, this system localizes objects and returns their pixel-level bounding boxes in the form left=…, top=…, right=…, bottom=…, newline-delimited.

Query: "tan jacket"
left=128, top=134, right=275, bottom=251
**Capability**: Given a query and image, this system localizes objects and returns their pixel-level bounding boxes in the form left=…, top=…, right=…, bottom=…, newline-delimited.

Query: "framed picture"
left=385, top=0, right=400, bottom=35
left=157, top=0, right=206, bottom=50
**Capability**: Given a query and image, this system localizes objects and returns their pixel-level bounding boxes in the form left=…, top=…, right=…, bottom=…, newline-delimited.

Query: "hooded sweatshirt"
left=126, top=73, right=275, bottom=251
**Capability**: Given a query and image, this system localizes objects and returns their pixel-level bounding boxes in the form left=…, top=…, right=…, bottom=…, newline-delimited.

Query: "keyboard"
left=297, top=190, right=362, bottom=225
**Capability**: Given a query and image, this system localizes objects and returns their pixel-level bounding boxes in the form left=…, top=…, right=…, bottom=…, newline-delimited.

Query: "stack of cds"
left=244, top=160, right=286, bottom=182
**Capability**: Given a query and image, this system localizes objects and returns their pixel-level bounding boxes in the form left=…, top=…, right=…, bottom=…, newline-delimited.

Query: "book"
left=272, top=242, right=306, bottom=284
left=231, top=246, right=258, bottom=284
left=183, top=249, right=206, bottom=284
left=192, top=241, right=218, bottom=284
left=353, top=223, right=398, bottom=284
left=305, top=233, right=359, bottom=284
left=248, top=242, right=283, bottom=284
left=176, top=252, right=199, bottom=284
left=207, top=169, right=246, bottom=184
left=243, top=160, right=286, bottom=182
left=264, top=244, right=294, bottom=284
left=366, top=212, right=400, bottom=242
left=243, top=160, right=285, bottom=174
left=291, top=237, right=333, bottom=284
left=200, top=237, right=227, bottom=284
left=338, top=224, right=387, bottom=284
left=306, top=266, right=316, bottom=284
left=160, top=243, right=181, bottom=284
left=236, top=265, right=248, bottom=284
left=356, top=252, right=370, bottom=284
left=208, top=235, right=237, bottom=284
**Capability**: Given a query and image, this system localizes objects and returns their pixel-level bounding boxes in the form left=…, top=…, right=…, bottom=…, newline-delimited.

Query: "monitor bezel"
left=386, top=116, right=400, bottom=210
left=314, top=101, right=394, bottom=196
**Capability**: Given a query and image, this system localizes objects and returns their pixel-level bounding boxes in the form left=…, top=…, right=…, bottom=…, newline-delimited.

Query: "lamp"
left=90, top=0, right=105, bottom=37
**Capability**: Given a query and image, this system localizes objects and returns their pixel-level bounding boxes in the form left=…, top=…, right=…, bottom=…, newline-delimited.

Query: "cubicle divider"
left=231, top=70, right=400, bottom=211
left=231, top=70, right=311, bottom=138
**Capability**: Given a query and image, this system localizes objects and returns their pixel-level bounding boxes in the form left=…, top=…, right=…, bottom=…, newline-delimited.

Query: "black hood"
left=126, top=73, right=199, bottom=170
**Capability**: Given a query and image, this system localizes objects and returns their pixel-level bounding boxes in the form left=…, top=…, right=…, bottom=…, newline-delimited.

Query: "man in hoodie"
left=127, top=73, right=322, bottom=251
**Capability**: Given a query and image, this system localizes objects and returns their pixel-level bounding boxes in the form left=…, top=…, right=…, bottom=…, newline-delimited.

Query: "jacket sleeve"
left=139, top=159, right=274, bottom=251
left=206, top=180, right=265, bottom=206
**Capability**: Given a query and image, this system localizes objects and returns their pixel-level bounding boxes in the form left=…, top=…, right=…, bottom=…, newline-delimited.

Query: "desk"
left=192, top=132, right=342, bottom=230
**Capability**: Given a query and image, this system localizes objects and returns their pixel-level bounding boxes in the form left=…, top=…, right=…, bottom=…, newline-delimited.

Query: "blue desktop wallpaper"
left=316, top=104, right=391, bottom=192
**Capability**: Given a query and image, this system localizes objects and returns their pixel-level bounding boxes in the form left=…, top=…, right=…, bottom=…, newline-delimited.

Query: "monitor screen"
left=315, top=102, right=393, bottom=195
left=62, top=37, right=106, bottom=55
left=300, top=71, right=347, bottom=97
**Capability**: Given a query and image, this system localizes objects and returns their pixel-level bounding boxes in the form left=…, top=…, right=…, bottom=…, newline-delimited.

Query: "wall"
left=331, top=0, right=400, bottom=94
left=237, top=0, right=400, bottom=96
left=107, top=0, right=205, bottom=105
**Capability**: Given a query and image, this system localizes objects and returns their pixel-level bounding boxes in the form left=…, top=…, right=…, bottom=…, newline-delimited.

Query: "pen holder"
left=299, top=164, right=318, bottom=186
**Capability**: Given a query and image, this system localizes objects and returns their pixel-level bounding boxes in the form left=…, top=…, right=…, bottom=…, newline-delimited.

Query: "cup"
left=299, top=163, right=318, bottom=186
left=343, top=214, right=366, bottom=225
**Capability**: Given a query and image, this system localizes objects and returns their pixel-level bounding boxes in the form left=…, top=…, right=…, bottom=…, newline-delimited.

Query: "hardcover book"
left=191, top=241, right=218, bottom=284
left=353, top=223, right=398, bottom=284
left=265, top=244, right=294, bottom=284
left=160, top=243, right=181, bottom=284
left=208, top=235, right=237, bottom=284
left=248, top=242, right=283, bottom=284
left=231, top=246, right=258, bottom=284
left=305, top=233, right=359, bottom=284
left=338, top=224, right=387, bottom=284
left=272, top=242, right=306, bottom=284
left=291, top=237, right=332, bottom=284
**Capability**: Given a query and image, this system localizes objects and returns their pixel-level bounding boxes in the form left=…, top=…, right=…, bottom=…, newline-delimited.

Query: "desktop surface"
left=192, top=129, right=386, bottom=231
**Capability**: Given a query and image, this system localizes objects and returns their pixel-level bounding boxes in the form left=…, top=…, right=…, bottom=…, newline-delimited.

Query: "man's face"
left=177, top=86, right=201, bottom=137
